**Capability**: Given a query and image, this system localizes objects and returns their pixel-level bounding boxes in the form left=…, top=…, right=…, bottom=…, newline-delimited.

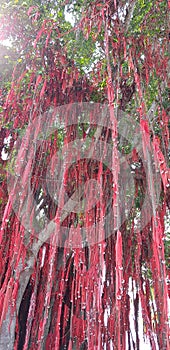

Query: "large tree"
left=0, top=0, right=169, bottom=349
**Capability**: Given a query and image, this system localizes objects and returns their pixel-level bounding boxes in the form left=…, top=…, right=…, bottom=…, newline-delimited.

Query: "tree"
left=0, top=0, right=169, bottom=349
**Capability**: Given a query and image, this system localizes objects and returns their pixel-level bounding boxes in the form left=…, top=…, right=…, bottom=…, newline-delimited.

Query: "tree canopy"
left=0, top=0, right=169, bottom=349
